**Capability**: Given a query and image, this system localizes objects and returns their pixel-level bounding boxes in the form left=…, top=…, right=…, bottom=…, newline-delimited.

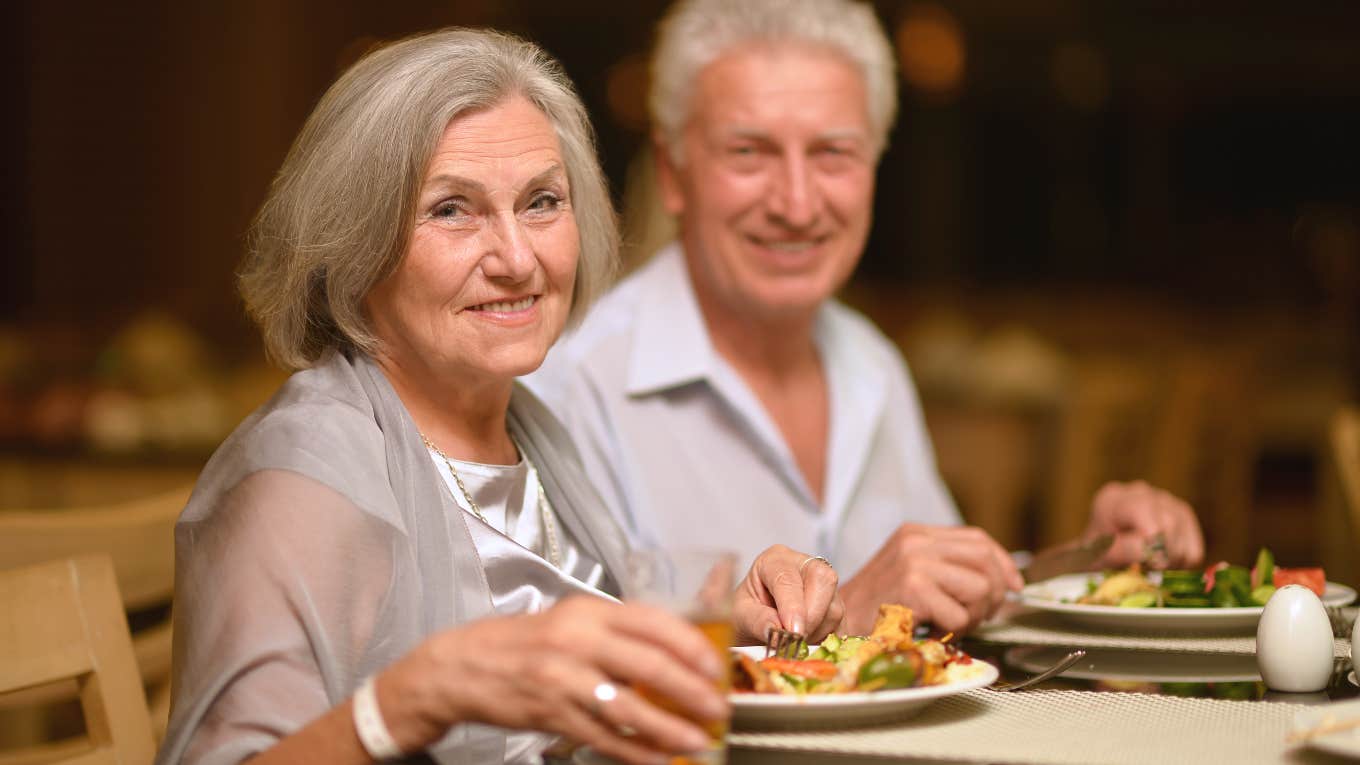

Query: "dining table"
left=721, top=603, right=1359, bottom=765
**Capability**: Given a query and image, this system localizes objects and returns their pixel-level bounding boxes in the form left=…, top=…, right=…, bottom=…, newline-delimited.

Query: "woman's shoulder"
left=186, top=353, right=395, bottom=521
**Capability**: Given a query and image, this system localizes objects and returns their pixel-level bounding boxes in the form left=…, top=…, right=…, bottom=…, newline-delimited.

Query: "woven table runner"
left=730, top=689, right=1320, bottom=764
left=970, top=609, right=1353, bottom=657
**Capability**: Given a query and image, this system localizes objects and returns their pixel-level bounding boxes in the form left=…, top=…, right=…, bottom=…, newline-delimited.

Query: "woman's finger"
left=604, top=602, right=725, bottom=681
left=591, top=682, right=716, bottom=759
left=798, top=558, right=839, bottom=638
left=808, top=593, right=845, bottom=643
left=752, top=548, right=810, bottom=635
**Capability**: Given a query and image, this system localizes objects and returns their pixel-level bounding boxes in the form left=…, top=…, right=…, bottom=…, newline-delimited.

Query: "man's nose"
left=767, top=154, right=821, bottom=229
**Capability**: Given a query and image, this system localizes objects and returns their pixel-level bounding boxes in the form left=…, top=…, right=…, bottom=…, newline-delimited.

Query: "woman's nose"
left=480, top=213, right=536, bottom=281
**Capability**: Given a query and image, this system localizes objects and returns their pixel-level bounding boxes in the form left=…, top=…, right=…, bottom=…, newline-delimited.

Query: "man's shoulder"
left=823, top=299, right=908, bottom=366
left=526, top=253, right=672, bottom=407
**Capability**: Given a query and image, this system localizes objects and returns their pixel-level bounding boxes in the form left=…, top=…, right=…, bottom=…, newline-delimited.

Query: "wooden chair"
left=1321, top=406, right=1360, bottom=586
left=1041, top=349, right=1259, bottom=562
left=0, top=555, right=156, bottom=765
left=0, top=484, right=190, bottom=743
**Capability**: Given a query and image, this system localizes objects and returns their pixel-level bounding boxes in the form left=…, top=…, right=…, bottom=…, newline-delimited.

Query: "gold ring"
left=799, top=555, right=832, bottom=575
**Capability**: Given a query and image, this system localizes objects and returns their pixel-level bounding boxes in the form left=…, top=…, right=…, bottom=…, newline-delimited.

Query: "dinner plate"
left=728, top=645, right=998, bottom=730
left=1004, top=645, right=1261, bottom=683
left=1293, top=698, right=1360, bottom=760
left=1019, top=574, right=1357, bottom=632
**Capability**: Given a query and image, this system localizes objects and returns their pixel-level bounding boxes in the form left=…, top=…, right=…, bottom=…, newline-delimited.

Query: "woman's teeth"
left=474, top=296, right=535, bottom=312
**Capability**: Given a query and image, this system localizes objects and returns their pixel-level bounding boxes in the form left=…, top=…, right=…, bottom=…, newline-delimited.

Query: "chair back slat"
left=1334, top=406, right=1360, bottom=530
left=0, top=556, right=155, bottom=765
left=0, top=487, right=189, bottom=611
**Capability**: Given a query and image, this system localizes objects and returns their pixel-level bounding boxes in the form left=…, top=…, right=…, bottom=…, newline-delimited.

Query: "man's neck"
left=693, top=281, right=822, bottom=384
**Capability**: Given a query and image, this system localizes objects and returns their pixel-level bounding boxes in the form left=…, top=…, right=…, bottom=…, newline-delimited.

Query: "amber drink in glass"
left=625, top=548, right=736, bottom=765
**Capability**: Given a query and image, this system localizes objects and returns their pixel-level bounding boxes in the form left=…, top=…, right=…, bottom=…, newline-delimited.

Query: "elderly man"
left=528, top=0, right=1203, bottom=634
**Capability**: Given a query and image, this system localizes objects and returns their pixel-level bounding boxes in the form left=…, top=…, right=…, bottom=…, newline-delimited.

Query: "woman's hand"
left=734, top=544, right=844, bottom=645
left=374, top=597, right=727, bottom=765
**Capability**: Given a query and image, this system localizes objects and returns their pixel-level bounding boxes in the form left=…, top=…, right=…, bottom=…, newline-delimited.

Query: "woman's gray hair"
left=240, top=28, right=618, bottom=370
left=649, top=0, right=898, bottom=161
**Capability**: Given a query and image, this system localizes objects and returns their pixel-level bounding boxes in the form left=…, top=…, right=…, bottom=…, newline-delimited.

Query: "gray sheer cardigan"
left=156, top=351, right=631, bottom=765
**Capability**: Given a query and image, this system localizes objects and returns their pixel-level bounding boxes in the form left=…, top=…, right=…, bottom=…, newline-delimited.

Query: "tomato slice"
left=1273, top=567, right=1326, bottom=596
left=1203, top=561, right=1229, bottom=592
left=759, top=657, right=838, bottom=680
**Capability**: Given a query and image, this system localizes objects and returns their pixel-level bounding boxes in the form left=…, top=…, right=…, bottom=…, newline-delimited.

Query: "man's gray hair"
left=649, top=0, right=898, bottom=160
left=240, top=28, right=618, bottom=370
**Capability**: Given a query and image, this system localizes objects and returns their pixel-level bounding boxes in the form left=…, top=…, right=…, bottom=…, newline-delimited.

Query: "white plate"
left=1293, top=698, right=1360, bottom=760
left=728, top=645, right=998, bottom=729
left=1004, top=645, right=1261, bottom=683
left=1019, top=574, right=1357, bottom=632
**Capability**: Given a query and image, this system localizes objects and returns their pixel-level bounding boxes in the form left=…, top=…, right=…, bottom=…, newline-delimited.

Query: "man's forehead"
left=687, top=44, right=871, bottom=134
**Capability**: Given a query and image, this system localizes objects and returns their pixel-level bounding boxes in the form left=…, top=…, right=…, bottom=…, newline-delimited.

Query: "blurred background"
left=2, top=0, right=1358, bottom=582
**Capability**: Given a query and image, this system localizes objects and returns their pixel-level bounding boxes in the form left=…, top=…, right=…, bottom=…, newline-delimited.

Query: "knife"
left=1020, top=534, right=1115, bottom=583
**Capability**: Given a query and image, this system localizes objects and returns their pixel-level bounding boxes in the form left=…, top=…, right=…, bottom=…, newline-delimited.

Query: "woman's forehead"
left=424, top=97, right=565, bottom=183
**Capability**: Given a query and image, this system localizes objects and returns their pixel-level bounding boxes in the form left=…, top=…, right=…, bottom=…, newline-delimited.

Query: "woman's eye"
left=526, top=192, right=563, bottom=213
left=431, top=200, right=468, bottom=220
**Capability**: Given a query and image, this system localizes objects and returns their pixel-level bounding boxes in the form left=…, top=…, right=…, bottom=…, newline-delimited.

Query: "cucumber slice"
left=1253, top=548, right=1274, bottom=588
left=1118, top=591, right=1158, bottom=608
left=1250, top=584, right=1276, bottom=606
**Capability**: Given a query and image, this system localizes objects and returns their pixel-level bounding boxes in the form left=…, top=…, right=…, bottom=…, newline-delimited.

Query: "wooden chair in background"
left=1041, top=355, right=1161, bottom=548
left=1321, top=406, right=1360, bottom=587
left=1041, top=349, right=1258, bottom=563
left=0, top=555, right=156, bottom=765
left=0, top=484, right=190, bottom=744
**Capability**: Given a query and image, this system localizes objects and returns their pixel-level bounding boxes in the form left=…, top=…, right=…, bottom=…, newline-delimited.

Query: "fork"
left=1327, top=606, right=1354, bottom=639
left=765, top=626, right=807, bottom=659
left=987, top=649, right=1086, bottom=692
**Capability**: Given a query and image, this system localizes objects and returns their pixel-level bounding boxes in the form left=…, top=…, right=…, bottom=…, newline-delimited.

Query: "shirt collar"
left=625, top=242, right=716, bottom=396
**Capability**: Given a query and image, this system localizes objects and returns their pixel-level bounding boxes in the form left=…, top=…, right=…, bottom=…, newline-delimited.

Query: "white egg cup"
left=1256, top=584, right=1335, bottom=693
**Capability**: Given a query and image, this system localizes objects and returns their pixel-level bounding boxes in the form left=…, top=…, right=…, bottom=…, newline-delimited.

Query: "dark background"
left=5, top=1, right=1358, bottom=346
left=2, top=0, right=1358, bottom=574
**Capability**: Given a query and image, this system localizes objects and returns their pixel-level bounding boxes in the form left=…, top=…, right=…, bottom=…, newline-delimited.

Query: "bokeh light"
left=895, top=3, right=967, bottom=98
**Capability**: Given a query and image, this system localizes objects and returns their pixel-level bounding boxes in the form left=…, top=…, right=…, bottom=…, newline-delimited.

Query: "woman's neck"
left=373, top=352, right=518, bottom=465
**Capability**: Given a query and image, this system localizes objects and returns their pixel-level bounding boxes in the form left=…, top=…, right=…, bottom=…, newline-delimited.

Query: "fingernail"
left=789, top=616, right=805, bottom=634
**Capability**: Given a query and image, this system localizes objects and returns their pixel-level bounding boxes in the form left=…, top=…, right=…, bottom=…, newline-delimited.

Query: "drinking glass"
left=624, top=547, right=736, bottom=765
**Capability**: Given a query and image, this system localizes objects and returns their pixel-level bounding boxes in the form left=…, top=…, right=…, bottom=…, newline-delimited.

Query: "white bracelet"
left=352, top=676, right=404, bottom=761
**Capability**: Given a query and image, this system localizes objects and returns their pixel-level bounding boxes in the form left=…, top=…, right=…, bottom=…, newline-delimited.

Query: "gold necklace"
left=419, top=433, right=562, bottom=569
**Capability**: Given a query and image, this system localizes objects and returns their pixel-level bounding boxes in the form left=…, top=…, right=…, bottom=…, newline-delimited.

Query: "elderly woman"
left=157, top=28, right=842, bottom=765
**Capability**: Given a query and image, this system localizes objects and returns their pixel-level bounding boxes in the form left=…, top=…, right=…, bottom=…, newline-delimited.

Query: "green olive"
left=857, top=651, right=922, bottom=689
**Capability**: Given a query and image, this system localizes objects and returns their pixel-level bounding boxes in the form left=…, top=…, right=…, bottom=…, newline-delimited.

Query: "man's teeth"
left=762, top=240, right=816, bottom=252
left=475, top=297, right=535, bottom=312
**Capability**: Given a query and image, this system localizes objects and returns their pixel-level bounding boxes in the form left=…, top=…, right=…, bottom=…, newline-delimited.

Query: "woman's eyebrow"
left=422, top=163, right=566, bottom=197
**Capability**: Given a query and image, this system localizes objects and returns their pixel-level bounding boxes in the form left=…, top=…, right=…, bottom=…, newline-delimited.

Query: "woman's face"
left=366, top=96, right=579, bottom=386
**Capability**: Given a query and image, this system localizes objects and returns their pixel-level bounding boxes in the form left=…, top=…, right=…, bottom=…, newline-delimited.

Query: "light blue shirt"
left=525, top=243, right=960, bottom=576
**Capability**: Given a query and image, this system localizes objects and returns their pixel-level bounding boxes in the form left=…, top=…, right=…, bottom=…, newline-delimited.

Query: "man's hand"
left=838, top=524, right=1023, bottom=635
left=1086, top=480, right=1203, bottom=569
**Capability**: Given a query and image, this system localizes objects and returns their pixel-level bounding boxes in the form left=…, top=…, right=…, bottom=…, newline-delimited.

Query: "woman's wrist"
left=353, top=676, right=403, bottom=760
left=370, top=648, right=465, bottom=755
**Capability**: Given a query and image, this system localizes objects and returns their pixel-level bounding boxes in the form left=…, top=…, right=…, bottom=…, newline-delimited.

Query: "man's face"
left=658, top=44, right=877, bottom=323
